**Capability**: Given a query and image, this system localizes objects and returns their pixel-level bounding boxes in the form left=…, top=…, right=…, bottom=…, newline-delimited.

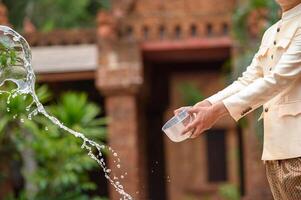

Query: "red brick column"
left=0, top=3, right=9, bottom=26
left=96, top=8, right=148, bottom=199
left=97, top=67, right=148, bottom=200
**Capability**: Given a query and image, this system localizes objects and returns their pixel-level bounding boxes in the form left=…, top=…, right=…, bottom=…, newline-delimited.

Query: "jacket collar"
left=282, top=2, right=301, bottom=20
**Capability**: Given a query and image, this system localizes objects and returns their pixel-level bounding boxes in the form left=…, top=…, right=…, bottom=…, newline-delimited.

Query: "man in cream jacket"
left=176, top=0, right=301, bottom=199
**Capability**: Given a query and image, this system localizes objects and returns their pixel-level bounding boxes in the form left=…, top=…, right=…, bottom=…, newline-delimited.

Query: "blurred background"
left=0, top=0, right=281, bottom=199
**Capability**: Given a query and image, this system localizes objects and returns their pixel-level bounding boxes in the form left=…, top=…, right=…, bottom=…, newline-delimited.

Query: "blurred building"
left=2, top=0, right=275, bottom=199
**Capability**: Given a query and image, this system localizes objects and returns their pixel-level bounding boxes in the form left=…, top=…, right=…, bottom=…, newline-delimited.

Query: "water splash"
left=0, top=25, right=132, bottom=200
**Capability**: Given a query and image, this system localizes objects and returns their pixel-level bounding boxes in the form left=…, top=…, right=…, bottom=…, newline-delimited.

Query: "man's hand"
left=181, top=102, right=229, bottom=138
left=173, top=100, right=212, bottom=115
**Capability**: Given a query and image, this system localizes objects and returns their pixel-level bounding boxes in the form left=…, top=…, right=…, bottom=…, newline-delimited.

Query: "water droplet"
left=167, top=176, right=171, bottom=182
left=81, top=142, right=86, bottom=149
left=20, top=118, right=24, bottom=123
left=45, top=127, right=48, bottom=131
left=13, top=36, right=20, bottom=41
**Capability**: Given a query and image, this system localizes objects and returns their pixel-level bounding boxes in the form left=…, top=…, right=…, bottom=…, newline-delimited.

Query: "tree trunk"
left=20, top=129, right=38, bottom=198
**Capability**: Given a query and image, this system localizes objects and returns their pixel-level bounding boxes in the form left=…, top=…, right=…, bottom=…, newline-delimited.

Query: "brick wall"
left=98, top=0, right=273, bottom=199
left=116, top=0, right=236, bottom=42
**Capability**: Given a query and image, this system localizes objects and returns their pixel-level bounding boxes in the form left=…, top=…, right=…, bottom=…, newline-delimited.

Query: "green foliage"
left=178, top=82, right=204, bottom=106
left=3, top=0, right=110, bottom=32
left=23, top=93, right=106, bottom=200
left=0, top=35, right=17, bottom=69
left=233, top=0, right=279, bottom=46
left=0, top=84, right=107, bottom=200
left=232, top=0, right=279, bottom=68
left=0, top=84, right=52, bottom=199
left=0, top=84, right=51, bottom=147
left=0, top=34, right=28, bottom=85
left=99, top=0, right=111, bottom=10
left=218, top=184, right=240, bottom=200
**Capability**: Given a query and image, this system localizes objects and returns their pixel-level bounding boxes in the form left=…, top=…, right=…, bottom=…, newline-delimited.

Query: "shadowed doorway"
left=141, top=39, right=244, bottom=200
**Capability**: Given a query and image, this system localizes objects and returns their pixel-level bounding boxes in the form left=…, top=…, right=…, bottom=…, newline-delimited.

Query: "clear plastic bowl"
left=162, top=108, right=194, bottom=142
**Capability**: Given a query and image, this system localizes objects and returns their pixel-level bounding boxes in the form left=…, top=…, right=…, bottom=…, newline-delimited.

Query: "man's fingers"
left=187, top=107, right=200, bottom=115
left=181, top=124, right=194, bottom=135
left=174, top=106, right=190, bottom=115
left=174, top=109, right=181, bottom=115
left=190, top=128, right=198, bottom=138
left=181, top=119, right=198, bottom=135
left=174, top=108, right=184, bottom=115
left=190, top=126, right=203, bottom=138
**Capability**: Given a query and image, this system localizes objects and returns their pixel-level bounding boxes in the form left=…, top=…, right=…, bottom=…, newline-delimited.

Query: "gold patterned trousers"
left=265, top=157, right=301, bottom=200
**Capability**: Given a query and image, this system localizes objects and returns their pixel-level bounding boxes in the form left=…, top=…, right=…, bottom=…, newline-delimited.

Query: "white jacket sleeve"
left=205, top=47, right=264, bottom=105
left=222, top=28, right=301, bottom=121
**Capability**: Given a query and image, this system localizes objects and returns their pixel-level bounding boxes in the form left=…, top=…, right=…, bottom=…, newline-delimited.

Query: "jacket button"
left=273, top=41, right=277, bottom=45
left=277, top=28, right=280, bottom=32
left=271, top=55, right=274, bottom=59
left=269, top=67, right=272, bottom=71
left=264, top=107, right=269, bottom=112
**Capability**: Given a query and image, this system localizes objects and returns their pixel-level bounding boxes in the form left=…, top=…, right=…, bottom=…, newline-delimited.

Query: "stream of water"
left=0, top=25, right=133, bottom=200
